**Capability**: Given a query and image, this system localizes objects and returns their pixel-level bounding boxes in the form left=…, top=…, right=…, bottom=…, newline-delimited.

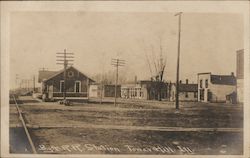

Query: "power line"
left=33, top=75, right=36, bottom=92
left=39, top=67, right=49, bottom=71
left=111, top=58, right=125, bottom=106
left=56, top=49, right=74, bottom=102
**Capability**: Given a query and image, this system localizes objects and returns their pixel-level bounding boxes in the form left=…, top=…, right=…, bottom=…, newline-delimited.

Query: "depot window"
left=60, top=81, right=64, bottom=93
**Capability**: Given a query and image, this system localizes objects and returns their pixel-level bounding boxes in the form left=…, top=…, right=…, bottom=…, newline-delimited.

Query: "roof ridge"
left=42, top=66, right=95, bottom=82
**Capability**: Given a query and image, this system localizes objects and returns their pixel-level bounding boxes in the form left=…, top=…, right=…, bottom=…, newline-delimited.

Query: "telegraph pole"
left=175, top=12, right=182, bottom=110
left=39, top=67, right=48, bottom=71
left=56, top=49, right=74, bottom=102
left=33, top=75, right=36, bottom=92
left=20, top=80, right=23, bottom=89
left=111, top=58, right=125, bottom=106
left=100, top=72, right=104, bottom=104
left=15, top=74, right=19, bottom=90
left=26, top=80, right=28, bottom=90
left=99, top=53, right=105, bottom=104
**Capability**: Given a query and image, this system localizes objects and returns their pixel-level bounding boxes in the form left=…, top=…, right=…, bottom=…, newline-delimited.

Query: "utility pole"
left=26, top=79, right=29, bottom=92
left=56, top=49, right=74, bottom=102
left=15, top=74, right=19, bottom=90
left=175, top=12, right=182, bottom=110
left=111, top=58, right=125, bottom=106
left=87, top=78, right=89, bottom=100
left=20, top=79, right=23, bottom=89
left=27, top=79, right=31, bottom=91
left=100, top=74, right=104, bottom=104
left=99, top=53, right=106, bottom=104
left=33, top=75, right=36, bottom=92
left=39, top=67, right=48, bottom=71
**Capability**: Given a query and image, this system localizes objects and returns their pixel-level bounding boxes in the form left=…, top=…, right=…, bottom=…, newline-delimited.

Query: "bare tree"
left=92, top=69, right=127, bottom=85
left=140, top=37, right=167, bottom=101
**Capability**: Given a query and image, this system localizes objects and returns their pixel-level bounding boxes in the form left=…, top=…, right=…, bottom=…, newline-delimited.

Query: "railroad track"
left=10, top=123, right=243, bottom=132
left=12, top=95, right=37, bottom=154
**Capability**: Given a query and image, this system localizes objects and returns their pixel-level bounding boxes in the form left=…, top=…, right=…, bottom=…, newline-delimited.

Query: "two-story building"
left=197, top=72, right=236, bottom=103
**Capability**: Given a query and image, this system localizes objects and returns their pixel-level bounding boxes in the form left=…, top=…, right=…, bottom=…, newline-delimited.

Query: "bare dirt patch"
left=10, top=96, right=243, bottom=155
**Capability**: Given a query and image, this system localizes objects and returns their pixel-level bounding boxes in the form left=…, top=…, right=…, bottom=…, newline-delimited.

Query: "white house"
left=197, top=72, right=236, bottom=103
left=89, top=84, right=99, bottom=98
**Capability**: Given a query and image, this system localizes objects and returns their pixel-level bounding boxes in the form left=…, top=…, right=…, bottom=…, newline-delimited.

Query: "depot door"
left=207, top=90, right=212, bottom=102
left=200, top=89, right=204, bottom=101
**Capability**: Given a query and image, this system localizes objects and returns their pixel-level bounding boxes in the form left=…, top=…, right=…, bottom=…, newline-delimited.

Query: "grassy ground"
left=9, top=96, right=243, bottom=155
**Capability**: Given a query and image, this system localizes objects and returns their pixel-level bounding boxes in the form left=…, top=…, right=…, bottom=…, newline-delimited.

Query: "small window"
left=68, top=71, right=74, bottom=78
left=200, top=80, right=203, bottom=88
left=60, top=81, right=64, bottom=93
left=185, top=92, right=188, bottom=98
left=205, top=79, right=208, bottom=88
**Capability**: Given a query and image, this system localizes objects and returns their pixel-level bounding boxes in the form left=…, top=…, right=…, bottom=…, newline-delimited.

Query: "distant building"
left=89, top=84, right=100, bottom=98
left=121, top=83, right=143, bottom=99
left=197, top=72, right=236, bottom=103
left=170, top=79, right=198, bottom=102
left=89, top=84, right=121, bottom=98
left=236, top=49, right=244, bottom=103
left=121, top=80, right=168, bottom=100
left=38, top=66, right=94, bottom=100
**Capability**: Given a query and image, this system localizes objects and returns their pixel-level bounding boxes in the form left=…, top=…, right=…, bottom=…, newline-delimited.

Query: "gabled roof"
left=38, top=70, right=58, bottom=83
left=43, top=68, right=66, bottom=82
left=39, top=66, right=95, bottom=83
left=179, top=84, right=198, bottom=92
left=210, top=75, right=236, bottom=85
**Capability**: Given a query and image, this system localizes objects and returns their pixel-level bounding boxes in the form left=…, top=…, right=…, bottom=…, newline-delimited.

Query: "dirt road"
left=9, top=96, right=243, bottom=155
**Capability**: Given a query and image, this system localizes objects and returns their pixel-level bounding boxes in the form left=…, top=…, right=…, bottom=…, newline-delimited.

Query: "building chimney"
left=186, top=79, right=188, bottom=84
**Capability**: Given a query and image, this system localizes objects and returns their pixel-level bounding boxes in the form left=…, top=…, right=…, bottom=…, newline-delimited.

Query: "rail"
left=12, top=95, right=37, bottom=154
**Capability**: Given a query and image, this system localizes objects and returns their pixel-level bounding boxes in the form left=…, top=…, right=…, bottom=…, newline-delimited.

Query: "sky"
left=10, top=11, right=243, bottom=89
